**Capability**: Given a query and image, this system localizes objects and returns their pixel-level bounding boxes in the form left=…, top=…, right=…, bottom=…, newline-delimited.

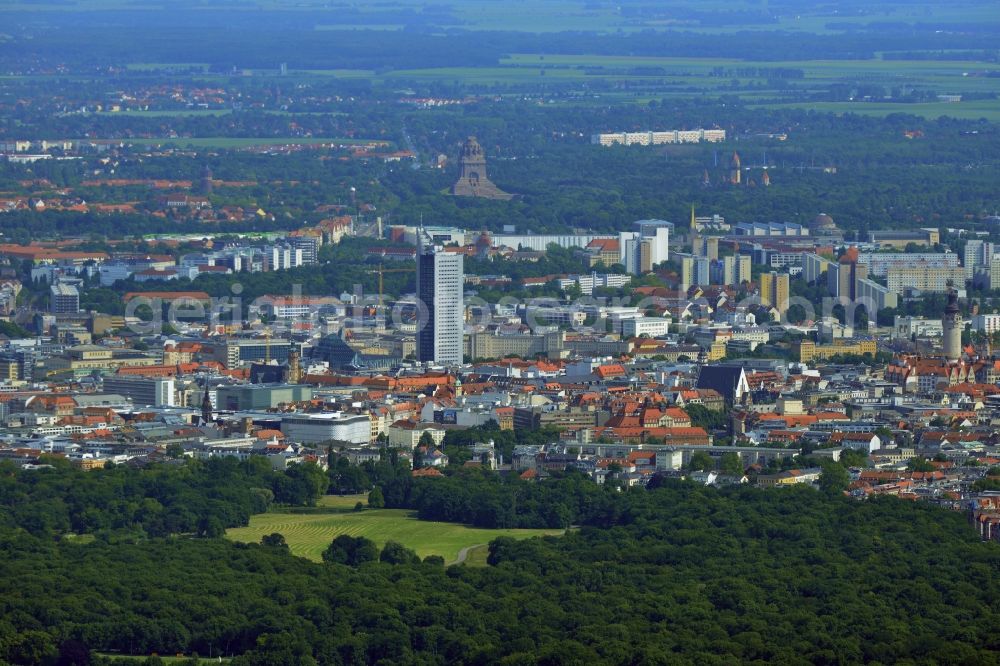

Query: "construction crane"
left=366, top=264, right=415, bottom=309
left=262, top=326, right=272, bottom=363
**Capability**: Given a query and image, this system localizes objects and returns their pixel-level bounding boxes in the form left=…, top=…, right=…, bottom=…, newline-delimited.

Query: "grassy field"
left=366, top=54, right=1000, bottom=114
left=226, top=495, right=563, bottom=564
left=502, top=54, right=1000, bottom=89
left=750, top=99, right=1000, bottom=122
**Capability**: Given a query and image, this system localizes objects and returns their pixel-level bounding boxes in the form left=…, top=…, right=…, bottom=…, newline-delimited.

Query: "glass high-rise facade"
left=416, top=234, right=464, bottom=365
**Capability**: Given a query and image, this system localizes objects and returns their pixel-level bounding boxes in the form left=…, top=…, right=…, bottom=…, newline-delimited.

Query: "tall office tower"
left=417, top=233, right=464, bottom=365
left=691, top=233, right=702, bottom=257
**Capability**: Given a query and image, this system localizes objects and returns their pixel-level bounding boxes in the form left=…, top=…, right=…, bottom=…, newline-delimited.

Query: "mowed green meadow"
left=226, top=495, right=563, bottom=565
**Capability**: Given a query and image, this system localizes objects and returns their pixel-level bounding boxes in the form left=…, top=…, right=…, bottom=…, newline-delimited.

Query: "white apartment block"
left=885, top=265, right=966, bottom=294
left=592, top=128, right=726, bottom=146
left=972, top=314, right=1000, bottom=334
left=621, top=317, right=671, bottom=338
left=558, top=273, right=632, bottom=295
left=858, top=252, right=959, bottom=277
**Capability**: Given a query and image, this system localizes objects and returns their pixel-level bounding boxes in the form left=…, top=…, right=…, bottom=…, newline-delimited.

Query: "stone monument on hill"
left=451, top=136, right=513, bottom=200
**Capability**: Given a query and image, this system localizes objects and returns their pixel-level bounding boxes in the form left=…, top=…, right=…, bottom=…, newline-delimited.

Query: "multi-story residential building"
left=963, top=239, right=995, bottom=278
left=754, top=247, right=804, bottom=269
left=621, top=317, right=670, bottom=338
left=676, top=252, right=711, bottom=287
left=285, top=235, right=319, bottom=264
left=268, top=245, right=304, bottom=271
left=759, top=272, right=790, bottom=316
left=0, top=355, right=20, bottom=381
left=802, top=252, right=836, bottom=285
left=491, top=233, right=613, bottom=252
left=591, top=128, right=725, bottom=146
left=557, top=273, right=632, bottom=295
left=827, top=249, right=868, bottom=300
left=972, top=314, right=1000, bottom=335
left=858, top=252, right=959, bottom=277
left=620, top=221, right=669, bottom=275
left=973, top=257, right=1000, bottom=290
left=885, top=264, right=967, bottom=295
left=855, top=278, right=898, bottom=312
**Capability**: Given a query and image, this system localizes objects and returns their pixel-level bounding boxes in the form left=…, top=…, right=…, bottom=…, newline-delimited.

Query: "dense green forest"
left=0, top=457, right=328, bottom=539
left=0, top=475, right=997, bottom=665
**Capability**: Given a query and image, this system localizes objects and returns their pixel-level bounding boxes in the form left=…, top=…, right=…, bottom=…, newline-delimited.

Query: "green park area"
left=226, top=494, right=563, bottom=565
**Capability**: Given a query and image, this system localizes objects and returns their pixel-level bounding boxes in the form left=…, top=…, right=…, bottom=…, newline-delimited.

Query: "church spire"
left=200, top=384, right=213, bottom=426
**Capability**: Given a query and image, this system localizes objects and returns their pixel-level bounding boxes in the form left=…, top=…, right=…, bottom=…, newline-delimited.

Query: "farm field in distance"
left=750, top=99, right=1000, bottom=122
left=226, top=495, right=564, bottom=564
left=500, top=54, right=1000, bottom=91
